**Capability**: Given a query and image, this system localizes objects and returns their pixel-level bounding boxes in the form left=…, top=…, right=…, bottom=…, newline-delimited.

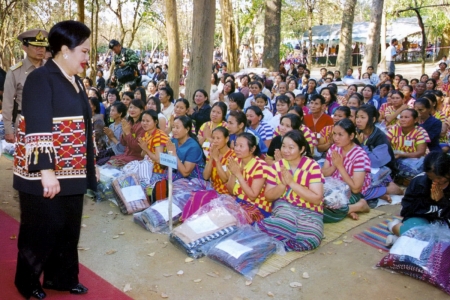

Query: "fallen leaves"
left=163, top=274, right=172, bottom=277
left=333, top=240, right=343, bottom=245
left=147, top=252, right=155, bottom=257
left=302, top=272, right=309, bottom=279
left=185, top=257, right=194, bottom=263
left=290, top=267, right=295, bottom=273
left=206, top=272, right=219, bottom=278
left=123, top=283, right=132, bottom=292
left=177, top=270, right=184, bottom=276
left=112, top=235, right=120, bottom=239
left=106, top=249, right=117, bottom=255
left=245, top=280, right=252, bottom=286
left=267, top=291, right=274, bottom=297
left=193, top=279, right=202, bottom=283
left=77, top=247, right=90, bottom=251
left=290, top=282, right=302, bottom=288
left=81, top=224, right=87, bottom=228
left=161, top=292, right=169, bottom=298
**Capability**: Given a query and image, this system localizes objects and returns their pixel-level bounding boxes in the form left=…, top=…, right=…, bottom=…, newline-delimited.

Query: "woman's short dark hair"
left=399, top=78, right=409, bottom=85
left=349, top=93, right=364, bottom=105
left=426, top=78, right=437, bottom=90
left=223, top=80, right=236, bottom=94
left=280, top=113, right=302, bottom=129
left=276, top=94, right=291, bottom=106
left=122, top=91, right=134, bottom=101
left=128, top=99, right=145, bottom=124
left=175, top=98, right=190, bottom=110
left=83, top=77, right=93, bottom=87
left=283, top=130, right=312, bottom=158
left=111, top=101, right=127, bottom=118
left=147, top=96, right=161, bottom=114
left=402, top=108, right=419, bottom=119
left=193, top=89, right=209, bottom=105
left=48, top=20, right=91, bottom=55
left=212, top=73, right=219, bottom=85
left=135, top=87, right=147, bottom=101
left=160, top=86, right=174, bottom=102
left=255, top=93, right=268, bottom=104
left=89, top=97, right=101, bottom=114
left=89, top=87, right=101, bottom=99
left=228, top=92, right=246, bottom=109
left=288, top=106, right=304, bottom=119
left=390, top=90, right=404, bottom=99
left=249, top=81, right=263, bottom=90
left=107, top=88, right=120, bottom=101
left=174, top=115, right=200, bottom=146
left=423, top=92, right=438, bottom=108
left=414, top=98, right=431, bottom=109
left=334, top=118, right=360, bottom=145
left=402, top=84, right=413, bottom=93
left=327, top=83, right=338, bottom=93
left=212, top=101, right=227, bottom=121
left=320, top=87, right=337, bottom=105
left=142, top=109, right=160, bottom=129
left=335, top=106, right=351, bottom=118
left=348, top=84, right=358, bottom=91
left=246, top=106, right=263, bottom=123
left=423, top=151, right=450, bottom=178
left=212, top=126, right=229, bottom=138
left=229, top=110, right=247, bottom=127
left=307, top=78, right=317, bottom=89
left=356, top=105, right=379, bottom=129
left=236, top=132, right=261, bottom=157
left=362, top=84, right=376, bottom=95
left=240, top=74, right=250, bottom=83
left=287, top=78, right=298, bottom=89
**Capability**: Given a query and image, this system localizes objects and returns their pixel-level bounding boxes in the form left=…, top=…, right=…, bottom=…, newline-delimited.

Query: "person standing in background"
left=2, top=29, right=48, bottom=143
left=386, top=39, right=399, bottom=74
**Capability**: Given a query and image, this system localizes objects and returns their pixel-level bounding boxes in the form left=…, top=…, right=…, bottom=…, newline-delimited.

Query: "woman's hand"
left=218, top=92, right=224, bottom=102
left=431, top=182, right=444, bottom=201
left=203, top=123, right=212, bottom=140
left=210, top=144, right=220, bottom=161
left=227, top=157, right=242, bottom=176
left=169, top=114, right=175, bottom=128
left=166, top=140, right=177, bottom=156
left=280, top=166, right=293, bottom=186
left=104, top=127, right=115, bottom=139
left=41, top=169, right=60, bottom=199
left=274, top=149, right=282, bottom=161
left=121, top=119, right=131, bottom=135
left=331, top=150, right=344, bottom=168
left=138, top=137, right=148, bottom=151
left=357, top=132, right=364, bottom=144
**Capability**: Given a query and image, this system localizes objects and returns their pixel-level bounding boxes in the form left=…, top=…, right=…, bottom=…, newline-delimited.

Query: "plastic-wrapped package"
left=96, top=165, right=123, bottom=203
left=205, top=225, right=286, bottom=280
left=323, top=177, right=351, bottom=209
left=375, top=122, right=388, bottom=135
left=133, top=179, right=205, bottom=234
left=377, top=224, right=450, bottom=295
left=112, top=173, right=150, bottom=214
left=1, top=139, right=15, bottom=155
left=169, top=195, right=250, bottom=258
left=370, top=166, right=391, bottom=187
left=122, top=158, right=154, bottom=186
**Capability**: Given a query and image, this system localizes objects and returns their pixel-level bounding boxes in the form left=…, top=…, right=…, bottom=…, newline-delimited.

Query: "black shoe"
left=69, top=283, right=88, bottom=295
left=30, top=287, right=47, bottom=299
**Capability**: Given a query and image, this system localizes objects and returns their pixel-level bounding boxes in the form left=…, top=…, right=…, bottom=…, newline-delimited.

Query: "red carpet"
left=0, top=209, right=133, bottom=300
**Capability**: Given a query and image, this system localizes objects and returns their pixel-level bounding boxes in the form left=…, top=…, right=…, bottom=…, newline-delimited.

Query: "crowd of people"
left=1, top=22, right=450, bottom=298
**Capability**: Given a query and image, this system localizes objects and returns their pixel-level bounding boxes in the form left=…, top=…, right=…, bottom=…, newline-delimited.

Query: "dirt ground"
left=1, top=156, right=448, bottom=300
left=1, top=62, right=448, bottom=300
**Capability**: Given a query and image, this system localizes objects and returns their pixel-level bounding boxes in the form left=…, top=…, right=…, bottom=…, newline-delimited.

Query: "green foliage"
left=280, top=42, right=293, bottom=60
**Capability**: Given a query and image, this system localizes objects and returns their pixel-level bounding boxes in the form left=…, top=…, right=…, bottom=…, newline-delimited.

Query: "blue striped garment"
left=255, top=121, right=274, bottom=142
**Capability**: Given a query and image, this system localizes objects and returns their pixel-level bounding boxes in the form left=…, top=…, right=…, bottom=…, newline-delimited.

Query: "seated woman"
left=361, top=85, right=379, bottom=109
left=317, top=106, right=350, bottom=153
left=98, top=102, right=127, bottom=165
left=346, top=93, right=363, bottom=108
left=168, top=98, right=196, bottom=134
left=108, top=99, right=146, bottom=166
left=320, top=87, right=339, bottom=116
left=255, top=130, right=324, bottom=252
left=415, top=98, right=442, bottom=152
left=355, top=105, right=403, bottom=204
left=202, top=127, right=235, bottom=194
left=384, top=91, right=409, bottom=127
left=226, top=132, right=273, bottom=223
left=254, top=93, right=273, bottom=122
left=322, top=119, right=372, bottom=222
left=246, top=106, right=273, bottom=148
left=268, top=95, right=291, bottom=130
left=337, top=84, right=358, bottom=106
left=387, top=151, right=450, bottom=246
left=191, top=89, right=212, bottom=134
left=89, top=97, right=107, bottom=154
left=198, top=102, right=228, bottom=155
left=227, top=110, right=268, bottom=154
left=146, top=96, right=168, bottom=134
left=138, top=110, right=169, bottom=177
left=387, top=109, right=430, bottom=184
left=166, top=116, right=205, bottom=181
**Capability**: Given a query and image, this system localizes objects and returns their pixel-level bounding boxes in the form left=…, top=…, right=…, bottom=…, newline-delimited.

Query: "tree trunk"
left=262, top=0, right=282, bottom=71
left=336, top=0, right=357, bottom=75
left=413, top=9, right=426, bottom=74
left=438, top=25, right=450, bottom=59
left=219, top=0, right=238, bottom=72
left=307, top=8, right=313, bottom=70
left=77, top=0, right=84, bottom=23
left=185, top=0, right=216, bottom=103
left=379, top=9, right=387, bottom=72
left=361, top=0, right=384, bottom=73
left=165, top=0, right=182, bottom=98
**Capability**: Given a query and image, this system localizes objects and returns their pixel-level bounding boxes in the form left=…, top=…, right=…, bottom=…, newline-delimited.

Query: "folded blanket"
left=206, top=225, right=280, bottom=279
left=112, top=174, right=150, bottom=214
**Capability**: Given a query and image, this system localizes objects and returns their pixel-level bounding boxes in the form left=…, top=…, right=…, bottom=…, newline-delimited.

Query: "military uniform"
left=109, top=39, right=140, bottom=90
left=2, top=29, right=48, bottom=139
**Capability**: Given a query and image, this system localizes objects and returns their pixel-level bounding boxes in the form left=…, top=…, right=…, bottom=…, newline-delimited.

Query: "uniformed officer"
left=2, top=29, right=48, bottom=143
left=109, top=39, right=140, bottom=91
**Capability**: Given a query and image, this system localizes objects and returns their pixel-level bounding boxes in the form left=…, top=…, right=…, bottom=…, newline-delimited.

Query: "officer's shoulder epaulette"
left=10, top=61, right=23, bottom=71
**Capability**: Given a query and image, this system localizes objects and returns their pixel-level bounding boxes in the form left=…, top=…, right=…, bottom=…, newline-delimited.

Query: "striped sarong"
left=235, top=198, right=271, bottom=224
left=254, top=199, right=323, bottom=252
left=323, top=193, right=362, bottom=223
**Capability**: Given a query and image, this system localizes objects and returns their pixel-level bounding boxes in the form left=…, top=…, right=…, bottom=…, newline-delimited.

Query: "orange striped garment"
left=206, top=148, right=236, bottom=194
left=144, top=129, right=169, bottom=174
left=386, top=125, right=430, bottom=153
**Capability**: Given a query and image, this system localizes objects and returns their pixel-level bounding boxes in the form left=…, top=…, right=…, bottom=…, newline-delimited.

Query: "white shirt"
left=161, top=102, right=174, bottom=120
left=386, top=45, right=397, bottom=62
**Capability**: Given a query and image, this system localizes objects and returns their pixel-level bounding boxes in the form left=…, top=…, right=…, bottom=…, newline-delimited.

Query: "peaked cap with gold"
left=17, top=29, right=49, bottom=47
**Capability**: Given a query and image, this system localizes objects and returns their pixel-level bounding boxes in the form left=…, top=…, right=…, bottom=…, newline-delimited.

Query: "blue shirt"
left=229, top=127, right=268, bottom=154
left=172, top=137, right=204, bottom=165
left=419, top=116, right=442, bottom=152
left=343, top=75, right=354, bottom=79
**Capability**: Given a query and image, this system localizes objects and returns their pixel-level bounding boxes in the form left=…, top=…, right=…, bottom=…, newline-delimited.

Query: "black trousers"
left=15, top=192, right=84, bottom=296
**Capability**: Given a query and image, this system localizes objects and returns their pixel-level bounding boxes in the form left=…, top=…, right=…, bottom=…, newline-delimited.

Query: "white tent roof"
left=300, top=17, right=424, bottom=44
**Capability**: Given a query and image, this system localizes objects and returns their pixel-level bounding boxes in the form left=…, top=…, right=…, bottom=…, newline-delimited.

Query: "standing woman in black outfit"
left=13, top=21, right=96, bottom=299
